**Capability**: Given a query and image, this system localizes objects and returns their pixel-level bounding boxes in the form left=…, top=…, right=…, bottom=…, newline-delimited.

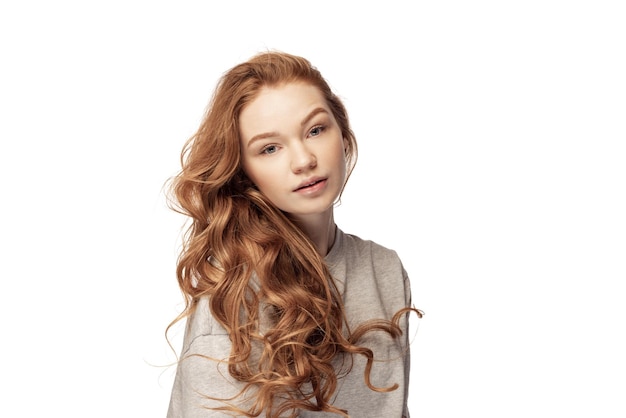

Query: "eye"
left=308, top=125, right=325, bottom=137
left=261, top=144, right=279, bottom=155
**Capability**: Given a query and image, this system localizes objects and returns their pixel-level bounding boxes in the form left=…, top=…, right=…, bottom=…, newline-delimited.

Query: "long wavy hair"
left=167, top=51, right=413, bottom=417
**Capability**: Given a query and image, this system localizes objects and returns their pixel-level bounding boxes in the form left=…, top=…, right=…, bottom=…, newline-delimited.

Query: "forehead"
left=240, top=82, right=330, bottom=129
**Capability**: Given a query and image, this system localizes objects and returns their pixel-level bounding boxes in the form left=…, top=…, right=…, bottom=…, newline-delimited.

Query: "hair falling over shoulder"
left=166, top=51, right=419, bottom=417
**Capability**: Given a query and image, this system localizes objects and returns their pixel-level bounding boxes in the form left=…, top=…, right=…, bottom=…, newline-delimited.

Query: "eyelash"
left=258, top=124, right=326, bottom=155
left=308, top=124, right=326, bottom=137
left=260, top=145, right=278, bottom=155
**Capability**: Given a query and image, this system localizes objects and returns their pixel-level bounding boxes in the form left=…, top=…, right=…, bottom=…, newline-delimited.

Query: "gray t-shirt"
left=167, top=228, right=413, bottom=417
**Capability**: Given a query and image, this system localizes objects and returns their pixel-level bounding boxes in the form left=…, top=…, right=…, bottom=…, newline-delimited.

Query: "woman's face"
left=239, top=81, right=347, bottom=219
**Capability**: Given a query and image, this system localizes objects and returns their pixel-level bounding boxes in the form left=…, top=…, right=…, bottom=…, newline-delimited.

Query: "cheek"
left=333, top=142, right=348, bottom=169
left=243, top=162, right=273, bottom=192
left=240, top=160, right=260, bottom=187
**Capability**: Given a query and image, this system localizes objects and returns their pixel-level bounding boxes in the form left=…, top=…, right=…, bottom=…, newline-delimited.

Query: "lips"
left=294, top=177, right=326, bottom=191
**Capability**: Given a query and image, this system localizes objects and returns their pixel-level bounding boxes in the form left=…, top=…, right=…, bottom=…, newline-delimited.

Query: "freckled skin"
left=239, top=82, right=347, bottom=222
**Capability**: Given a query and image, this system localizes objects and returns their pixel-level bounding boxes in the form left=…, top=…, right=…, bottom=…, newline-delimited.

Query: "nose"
left=290, top=142, right=317, bottom=173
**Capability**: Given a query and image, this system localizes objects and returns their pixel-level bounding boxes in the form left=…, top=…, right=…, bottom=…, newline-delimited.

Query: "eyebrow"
left=301, top=107, right=328, bottom=127
left=246, top=107, right=330, bottom=148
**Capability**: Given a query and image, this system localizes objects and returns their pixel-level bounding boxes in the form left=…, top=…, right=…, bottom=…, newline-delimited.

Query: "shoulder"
left=179, top=296, right=229, bottom=356
left=339, top=230, right=406, bottom=273
left=331, top=229, right=413, bottom=325
left=343, top=231, right=398, bottom=254
left=168, top=301, right=254, bottom=417
left=330, top=229, right=411, bottom=298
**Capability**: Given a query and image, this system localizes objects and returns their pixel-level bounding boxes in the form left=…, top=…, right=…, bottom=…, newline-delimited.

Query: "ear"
left=343, top=137, right=348, bottom=153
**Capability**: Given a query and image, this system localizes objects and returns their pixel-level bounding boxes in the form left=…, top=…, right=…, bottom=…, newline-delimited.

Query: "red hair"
left=167, top=51, right=416, bottom=417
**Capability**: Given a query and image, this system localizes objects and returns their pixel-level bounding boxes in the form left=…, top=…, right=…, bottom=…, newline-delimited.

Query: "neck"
left=292, top=210, right=336, bottom=256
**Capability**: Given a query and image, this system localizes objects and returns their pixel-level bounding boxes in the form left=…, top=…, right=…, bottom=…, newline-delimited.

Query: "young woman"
left=166, top=51, right=422, bottom=417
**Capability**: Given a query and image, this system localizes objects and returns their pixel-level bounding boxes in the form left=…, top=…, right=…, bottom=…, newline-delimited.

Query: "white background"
left=1, top=1, right=625, bottom=417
